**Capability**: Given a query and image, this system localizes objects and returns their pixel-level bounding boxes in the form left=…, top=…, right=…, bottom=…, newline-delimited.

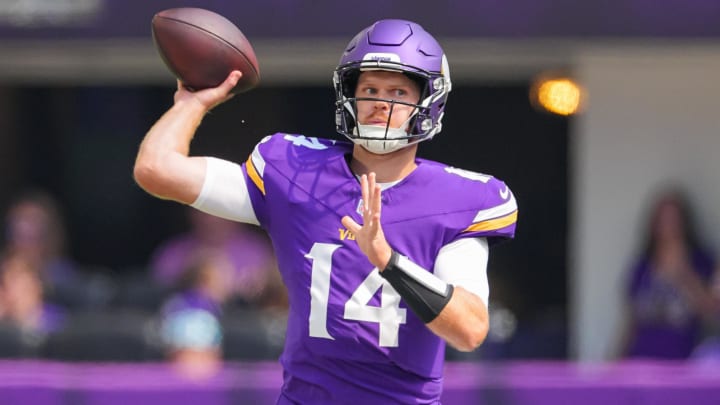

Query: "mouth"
left=364, top=117, right=389, bottom=126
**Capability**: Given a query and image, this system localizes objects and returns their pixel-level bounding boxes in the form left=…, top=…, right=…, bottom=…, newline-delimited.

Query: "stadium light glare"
left=530, top=75, right=586, bottom=116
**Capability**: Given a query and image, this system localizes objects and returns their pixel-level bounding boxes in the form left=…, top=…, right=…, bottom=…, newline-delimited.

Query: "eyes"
left=358, top=86, right=411, bottom=99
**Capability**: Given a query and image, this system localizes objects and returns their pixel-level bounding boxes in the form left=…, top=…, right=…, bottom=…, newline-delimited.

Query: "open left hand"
left=341, top=172, right=393, bottom=270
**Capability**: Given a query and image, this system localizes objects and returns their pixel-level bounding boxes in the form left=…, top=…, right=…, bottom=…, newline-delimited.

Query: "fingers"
left=367, top=173, right=381, bottom=230
left=221, top=70, right=243, bottom=91
left=174, top=71, right=239, bottom=108
left=360, top=174, right=369, bottom=212
left=367, top=172, right=376, bottom=202
left=346, top=172, right=389, bottom=269
left=341, top=215, right=361, bottom=233
left=355, top=173, right=381, bottom=235
left=368, top=173, right=381, bottom=214
left=204, top=71, right=241, bottom=104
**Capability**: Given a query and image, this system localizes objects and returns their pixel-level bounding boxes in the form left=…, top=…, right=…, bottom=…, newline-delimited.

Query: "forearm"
left=134, top=99, right=209, bottom=203
left=137, top=99, right=206, bottom=163
left=427, top=286, right=489, bottom=351
left=379, top=249, right=489, bottom=352
left=134, top=72, right=241, bottom=204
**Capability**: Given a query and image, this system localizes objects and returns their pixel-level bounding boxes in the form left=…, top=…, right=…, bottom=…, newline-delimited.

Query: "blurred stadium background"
left=0, top=0, right=720, bottom=404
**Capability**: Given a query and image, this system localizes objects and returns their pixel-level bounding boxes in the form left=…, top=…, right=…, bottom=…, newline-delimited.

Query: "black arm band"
left=380, top=250, right=454, bottom=323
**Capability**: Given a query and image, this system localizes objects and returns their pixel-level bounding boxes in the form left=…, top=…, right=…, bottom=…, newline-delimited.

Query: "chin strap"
left=353, top=125, right=409, bottom=154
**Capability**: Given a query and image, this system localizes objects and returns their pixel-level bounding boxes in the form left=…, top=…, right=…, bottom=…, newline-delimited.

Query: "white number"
left=306, top=242, right=407, bottom=347
left=284, top=134, right=329, bottom=150
left=344, top=270, right=407, bottom=347
left=445, top=167, right=492, bottom=183
left=306, top=243, right=338, bottom=339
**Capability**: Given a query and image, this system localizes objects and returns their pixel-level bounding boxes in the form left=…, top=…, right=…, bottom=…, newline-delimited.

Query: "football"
left=151, top=7, right=260, bottom=93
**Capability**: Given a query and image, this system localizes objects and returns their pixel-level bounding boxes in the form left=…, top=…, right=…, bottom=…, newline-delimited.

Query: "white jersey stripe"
left=472, top=194, right=517, bottom=223
left=251, top=144, right=267, bottom=177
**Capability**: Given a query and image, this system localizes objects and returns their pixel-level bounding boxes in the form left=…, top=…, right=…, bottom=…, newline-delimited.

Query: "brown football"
left=151, top=8, right=260, bottom=93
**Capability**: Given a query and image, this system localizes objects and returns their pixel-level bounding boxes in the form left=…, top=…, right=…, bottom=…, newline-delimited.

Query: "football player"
left=135, top=19, right=517, bottom=404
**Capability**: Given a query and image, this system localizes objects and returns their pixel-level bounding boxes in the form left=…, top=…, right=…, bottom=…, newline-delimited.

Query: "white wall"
left=571, top=45, right=720, bottom=361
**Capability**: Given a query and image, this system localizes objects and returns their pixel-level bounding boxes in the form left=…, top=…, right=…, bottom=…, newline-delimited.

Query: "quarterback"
left=135, top=19, right=517, bottom=404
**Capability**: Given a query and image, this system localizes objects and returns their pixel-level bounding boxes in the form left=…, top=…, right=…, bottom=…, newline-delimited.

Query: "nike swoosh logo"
left=499, top=186, right=510, bottom=200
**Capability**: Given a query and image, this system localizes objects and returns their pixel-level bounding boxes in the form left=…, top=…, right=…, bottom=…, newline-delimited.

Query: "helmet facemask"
left=334, top=62, right=449, bottom=154
left=352, top=96, right=419, bottom=155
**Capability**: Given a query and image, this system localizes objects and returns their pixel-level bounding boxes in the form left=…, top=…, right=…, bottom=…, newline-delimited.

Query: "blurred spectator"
left=0, top=249, right=65, bottom=338
left=690, top=270, right=720, bottom=364
left=150, top=208, right=285, bottom=309
left=621, top=188, right=720, bottom=360
left=159, top=250, right=232, bottom=380
left=3, top=190, right=79, bottom=290
left=0, top=189, right=110, bottom=312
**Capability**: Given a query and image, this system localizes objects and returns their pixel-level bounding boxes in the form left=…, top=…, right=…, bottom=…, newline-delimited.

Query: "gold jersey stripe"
left=463, top=210, right=517, bottom=233
left=245, top=155, right=266, bottom=195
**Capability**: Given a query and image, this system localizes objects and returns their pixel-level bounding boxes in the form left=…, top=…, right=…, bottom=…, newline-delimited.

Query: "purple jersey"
left=626, top=250, right=715, bottom=359
left=242, top=134, right=517, bottom=404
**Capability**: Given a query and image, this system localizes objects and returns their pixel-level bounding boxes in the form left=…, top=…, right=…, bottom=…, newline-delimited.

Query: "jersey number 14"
left=306, top=242, right=407, bottom=347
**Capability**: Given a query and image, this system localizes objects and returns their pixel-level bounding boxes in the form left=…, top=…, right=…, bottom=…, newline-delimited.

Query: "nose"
left=373, top=98, right=390, bottom=110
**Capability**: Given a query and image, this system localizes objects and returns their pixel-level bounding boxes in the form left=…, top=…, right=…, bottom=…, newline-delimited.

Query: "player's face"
left=354, top=71, right=421, bottom=130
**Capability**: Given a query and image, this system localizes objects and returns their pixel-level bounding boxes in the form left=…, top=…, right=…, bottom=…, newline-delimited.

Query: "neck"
left=350, top=144, right=418, bottom=183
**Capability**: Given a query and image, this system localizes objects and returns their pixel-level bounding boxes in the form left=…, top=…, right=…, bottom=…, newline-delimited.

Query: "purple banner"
left=1, top=0, right=720, bottom=39
left=0, top=360, right=718, bottom=405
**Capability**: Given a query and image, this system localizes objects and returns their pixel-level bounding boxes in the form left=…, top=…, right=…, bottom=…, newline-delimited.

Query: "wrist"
left=377, top=247, right=393, bottom=271
left=174, top=97, right=211, bottom=116
left=380, top=250, right=453, bottom=323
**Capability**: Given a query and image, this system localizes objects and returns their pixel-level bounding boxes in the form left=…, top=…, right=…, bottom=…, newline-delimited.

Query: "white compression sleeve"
left=190, top=157, right=259, bottom=225
left=433, top=237, right=490, bottom=307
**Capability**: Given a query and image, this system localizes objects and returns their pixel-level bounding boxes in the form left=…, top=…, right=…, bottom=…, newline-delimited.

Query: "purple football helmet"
left=333, top=19, right=452, bottom=154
